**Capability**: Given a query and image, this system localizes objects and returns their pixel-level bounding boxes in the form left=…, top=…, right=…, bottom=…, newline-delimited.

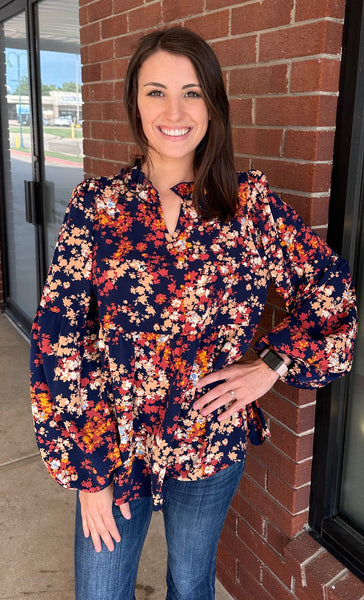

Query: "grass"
left=10, top=125, right=83, bottom=139
left=11, top=146, right=83, bottom=163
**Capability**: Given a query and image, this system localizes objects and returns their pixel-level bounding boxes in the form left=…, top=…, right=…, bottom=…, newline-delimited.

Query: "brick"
left=82, top=121, right=92, bottom=139
left=93, top=157, right=122, bottom=175
left=266, top=284, right=287, bottom=310
left=254, top=158, right=333, bottom=194
left=115, top=122, right=133, bottom=143
left=114, top=33, right=142, bottom=59
left=285, top=129, right=336, bottom=161
left=101, top=57, right=128, bottom=82
left=84, top=80, right=114, bottom=102
left=185, top=10, right=229, bottom=41
left=230, top=64, right=288, bottom=96
left=271, top=378, right=316, bottom=408
left=327, top=570, right=364, bottom=600
left=295, top=0, right=346, bottom=21
left=216, top=558, right=244, bottom=600
left=304, top=551, right=347, bottom=599
left=239, top=476, right=309, bottom=537
left=92, top=121, right=115, bottom=141
left=82, top=62, right=102, bottom=83
left=102, top=102, right=126, bottom=122
left=206, top=0, right=243, bottom=9
left=234, top=156, right=252, bottom=173
left=220, top=521, right=262, bottom=581
left=128, top=2, right=163, bottom=32
left=80, top=21, right=101, bottom=46
left=114, top=0, right=141, bottom=11
left=79, top=5, right=88, bottom=27
left=211, top=36, right=256, bottom=68
left=231, top=0, right=293, bottom=35
left=267, top=472, right=311, bottom=513
left=280, top=193, right=330, bottom=228
left=256, top=95, right=339, bottom=127
left=257, top=303, right=274, bottom=331
left=101, top=14, right=128, bottom=39
left=266, top=522, right=290, bottom=557
left=259, top=21, right=343, bottom=61
left=164, top=0, right=204, bottom=21
left=102, top=141, right=129, bottom=162
left=82, top=101, right=103, bottom=121
left=217, top=539, right=238, bottom=580
left=248, top=441, right=313, bottom=487
left=291, top=59, right=341, bottom=93
left=244, top=452, right=268, bottom=489
left=87, top=39, right=114, bottom=63
left=233, top=127, right=283, bottom=158
left=238, top=518, right=292, bottom=587
left=230, top=98, right=253, bottom=126
left=284, top=531, right=324, bottom=585
left=87, top=0, right=113, bottom=24
left=260, top=388, right=316, bottom=432
left=231, top=490, right=266, bottom=536
left=262, top=568, right=295, bottom=600
left=269, top=421, right=314, bottom=462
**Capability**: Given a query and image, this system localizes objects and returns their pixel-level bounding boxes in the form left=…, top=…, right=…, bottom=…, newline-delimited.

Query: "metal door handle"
left=24, top=180, right=41, bottom=224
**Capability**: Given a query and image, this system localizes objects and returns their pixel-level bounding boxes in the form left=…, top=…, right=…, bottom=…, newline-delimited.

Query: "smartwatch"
left=259, top=348, right=289, bottom=377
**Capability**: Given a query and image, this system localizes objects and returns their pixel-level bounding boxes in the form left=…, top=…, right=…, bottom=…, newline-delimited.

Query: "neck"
left=142, top=153, right=194, bottom=193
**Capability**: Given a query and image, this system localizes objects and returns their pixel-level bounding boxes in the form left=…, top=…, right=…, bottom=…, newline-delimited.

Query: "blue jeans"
left=74, top=460, right=245, bottom=600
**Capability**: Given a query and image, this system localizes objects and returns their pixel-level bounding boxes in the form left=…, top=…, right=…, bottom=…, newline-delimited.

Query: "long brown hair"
left=123, top=27, right=238, bottom=222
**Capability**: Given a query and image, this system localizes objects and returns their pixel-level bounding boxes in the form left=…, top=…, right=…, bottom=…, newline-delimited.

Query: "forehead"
left=138, top=50, right=200, bottom=85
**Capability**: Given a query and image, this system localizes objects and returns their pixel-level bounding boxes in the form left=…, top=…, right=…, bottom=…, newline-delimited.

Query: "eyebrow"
left=143, top=82, right=202, bottom=89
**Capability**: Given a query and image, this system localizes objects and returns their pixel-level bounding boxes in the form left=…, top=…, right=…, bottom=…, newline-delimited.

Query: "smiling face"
left=137, top=50, right=209, bottom=171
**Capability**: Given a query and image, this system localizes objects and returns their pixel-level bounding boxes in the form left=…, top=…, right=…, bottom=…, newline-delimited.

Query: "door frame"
left=0, top=0, right=47, bottom=334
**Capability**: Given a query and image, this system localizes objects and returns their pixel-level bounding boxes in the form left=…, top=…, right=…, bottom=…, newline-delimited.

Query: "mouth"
left=158, top=126, right=192, bottom=137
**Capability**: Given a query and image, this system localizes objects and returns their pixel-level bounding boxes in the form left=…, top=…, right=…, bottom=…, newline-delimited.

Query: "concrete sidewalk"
left=0, top=314, right=232, bottom=600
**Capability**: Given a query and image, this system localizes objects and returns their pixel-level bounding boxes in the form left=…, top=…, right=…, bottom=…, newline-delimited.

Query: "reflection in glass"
left=38, top=0, right=84, bottom=267
left=1, top=12, right=38, bottom=318
left=340, top=201, right=364, bottom=529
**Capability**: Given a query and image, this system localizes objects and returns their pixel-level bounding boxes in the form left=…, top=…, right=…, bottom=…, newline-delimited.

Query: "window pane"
left=37, top=0, right=83, bottom=268
left=1, top=11, right=38, bottom=318
left=340, top=190, right=364, bottom=529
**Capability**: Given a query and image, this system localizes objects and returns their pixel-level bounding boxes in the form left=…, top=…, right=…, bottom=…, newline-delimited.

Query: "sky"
left=6, top=49, right=81, bottom=93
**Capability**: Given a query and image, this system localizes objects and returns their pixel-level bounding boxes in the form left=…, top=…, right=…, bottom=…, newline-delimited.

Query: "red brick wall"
left=80, top=2, right=364, bottom=599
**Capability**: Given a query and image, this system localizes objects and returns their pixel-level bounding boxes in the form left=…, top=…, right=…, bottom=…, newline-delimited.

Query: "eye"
left=185, top=90, right=202, bottom=98
left=147, top=90, right=164, bottom=97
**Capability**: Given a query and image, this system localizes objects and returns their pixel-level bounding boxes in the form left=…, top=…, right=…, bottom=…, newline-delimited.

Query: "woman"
left=30, top=27, right=357, bottom=600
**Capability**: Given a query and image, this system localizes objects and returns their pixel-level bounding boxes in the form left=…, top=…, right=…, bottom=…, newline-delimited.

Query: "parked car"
left=54, top=116, right=72, bottom=126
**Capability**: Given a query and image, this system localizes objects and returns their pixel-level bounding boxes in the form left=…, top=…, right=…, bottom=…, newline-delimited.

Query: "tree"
left=13, top=75, right=29, bottom=96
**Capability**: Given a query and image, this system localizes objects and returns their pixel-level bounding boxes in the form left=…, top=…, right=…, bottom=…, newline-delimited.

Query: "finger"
left=218, top=402, right=243, bottom=422
left=89, top=526, right=103, bottom=553
left=200, top=393, right=235, bottom=417
left=81, top=510, right=90, bottom=539
left=89, top=515, right=116, bottom=553
left=196, top=367, right=231, bottom=390
left=193, top=382, right=231, bottom=410
left=119, top=502, right=131, bottom=520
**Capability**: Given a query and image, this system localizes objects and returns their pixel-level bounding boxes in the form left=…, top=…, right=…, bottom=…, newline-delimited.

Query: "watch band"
left=260, top=348, right=289, bottom=377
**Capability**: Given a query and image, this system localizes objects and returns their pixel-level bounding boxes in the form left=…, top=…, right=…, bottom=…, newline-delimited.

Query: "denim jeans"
left=74, top=460, right=245, bottom=600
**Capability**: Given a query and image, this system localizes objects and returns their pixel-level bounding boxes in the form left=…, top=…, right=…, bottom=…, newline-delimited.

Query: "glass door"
left=0, top=0, right=83, bottom=332
left=1, top=8, right=38, bottom=325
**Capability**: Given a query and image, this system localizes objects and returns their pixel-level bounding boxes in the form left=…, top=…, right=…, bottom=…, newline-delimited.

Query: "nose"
left=164, top=96, right=184, bottom=121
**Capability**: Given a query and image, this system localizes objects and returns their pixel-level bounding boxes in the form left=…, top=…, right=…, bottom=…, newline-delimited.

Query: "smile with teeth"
left=159, top=126, right=192, bottom=137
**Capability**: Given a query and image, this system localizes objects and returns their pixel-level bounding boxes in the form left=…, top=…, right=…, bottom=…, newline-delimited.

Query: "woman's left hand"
left=193, top=359, right=279, bottom=422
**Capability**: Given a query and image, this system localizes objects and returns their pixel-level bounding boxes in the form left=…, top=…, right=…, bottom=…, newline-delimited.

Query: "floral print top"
left=30, top=162, right=357, bottom=509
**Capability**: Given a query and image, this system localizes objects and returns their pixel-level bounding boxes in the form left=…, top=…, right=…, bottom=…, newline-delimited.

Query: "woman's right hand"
left=79, top=483, right=131, bottom=552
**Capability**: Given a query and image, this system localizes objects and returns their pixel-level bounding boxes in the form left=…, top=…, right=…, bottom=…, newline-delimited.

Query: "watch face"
left=263, top=350, right=284, bottom=370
